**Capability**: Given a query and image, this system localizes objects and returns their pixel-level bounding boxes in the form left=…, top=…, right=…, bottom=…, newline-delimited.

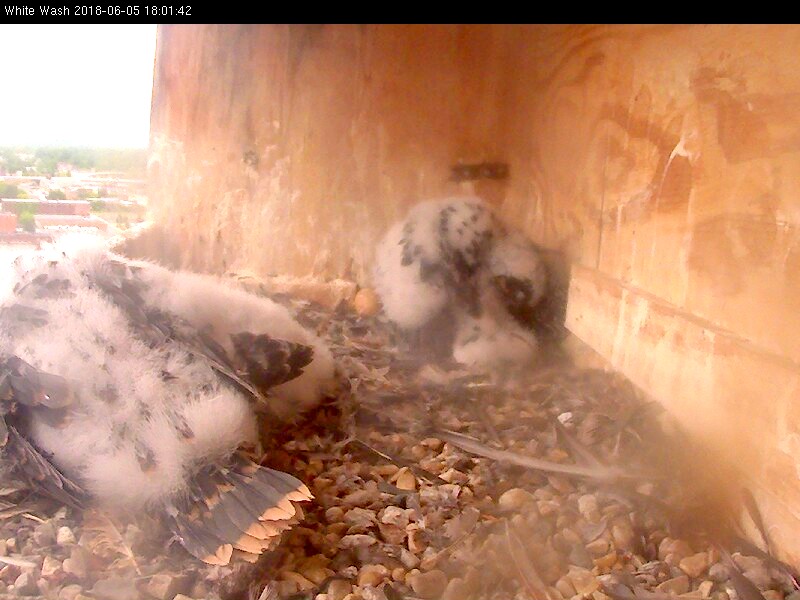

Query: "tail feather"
left=169, top=457, right=312, bottom=565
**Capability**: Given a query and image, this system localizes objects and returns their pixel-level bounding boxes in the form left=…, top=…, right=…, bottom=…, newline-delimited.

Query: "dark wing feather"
left=0, top=357, right=84, bottom=507
left=230, top=332, right=313, bottom=392
left=90, top=257, right=268, bottom=403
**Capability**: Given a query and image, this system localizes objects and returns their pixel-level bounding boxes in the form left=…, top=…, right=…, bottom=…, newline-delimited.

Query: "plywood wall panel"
left=149, top=24, right=507, bottom=283
left=497, top=25, right=800, bottom=362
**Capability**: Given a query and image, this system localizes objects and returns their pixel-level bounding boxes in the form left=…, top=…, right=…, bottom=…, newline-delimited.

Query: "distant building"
left=34, top=215, right=110, bottom=232
left=1, top=199, right=91, bottom=216
left=0, top=212, right=17, bottom=233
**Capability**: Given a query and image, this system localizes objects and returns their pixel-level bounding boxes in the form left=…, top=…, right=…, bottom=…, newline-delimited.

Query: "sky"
left=0, top=25, right=157, bottom=148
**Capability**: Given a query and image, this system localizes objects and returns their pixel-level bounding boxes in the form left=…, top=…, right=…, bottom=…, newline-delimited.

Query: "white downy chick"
left=373, top=196, right=547, bottom=369
left=0, top=235, right=335, bottom=565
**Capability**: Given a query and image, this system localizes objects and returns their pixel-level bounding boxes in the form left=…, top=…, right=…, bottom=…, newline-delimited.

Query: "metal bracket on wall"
left=449, top=162, right=510, bottom=182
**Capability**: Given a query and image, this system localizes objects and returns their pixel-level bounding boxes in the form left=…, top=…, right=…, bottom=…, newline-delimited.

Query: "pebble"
left=743, top=566, right=772, bottom=590
left=680, top=552, right=711, bottom=578
left=41, top=555, right=61, bottom=578
left=568, top=567, right=600, bottom=595
left=146, top=573, right=189, bottom=600
left=586, top=539, right=610, bottom=556
left=763, top=592, right=784, bottom=600
left=358, top=565, right=390, bottom=587
left=408, top=569, right=448, bottom=599
left=91, top=576, right=139, bottom=600
left=63, top=547, right=88, bottom=579
left=58, top=584, right=83, bottom=600
left=339, top=534, right=377, bottom=549
left=14, top=571, right=39, bottom=596
left=380, top=506, right=410, bottom=528
left=659, top=538, right=693, bottom=563
left=56, top=526, right=76, bottom=546
left=353, top=288, right=379, bottom=316
left=556, top=576, right=577, bottom=597
left=498, top=488, right=536, bottom=510
left=32, top=523, right=56, bottom=547
left=326, top=507, right=346, bottom=522
left=395, top=468, right=417, bottom=491
left=698, top=581, right=714, bottom=598
left=281, top=571, right=317, bottom=591
left=578, top=495, right=601, bottom=522
left=442, top=577, right=469, bottom=600
left=327, top=580, right=353, bottom=600
left=708, top=564, right=730, bottom=582
left=656, top=575, right=691, bottom=595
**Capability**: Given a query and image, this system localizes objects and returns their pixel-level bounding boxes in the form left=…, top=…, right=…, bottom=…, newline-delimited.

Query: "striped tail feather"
left=168, top=455, right=312, bottom=565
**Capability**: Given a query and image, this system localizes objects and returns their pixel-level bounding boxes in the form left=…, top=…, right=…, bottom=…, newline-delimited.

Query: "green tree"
left=47, top=189, right=67, bottom=200
left=18, top=210, right=35, bottom=233
left=0, top=182, right=20, bottom=197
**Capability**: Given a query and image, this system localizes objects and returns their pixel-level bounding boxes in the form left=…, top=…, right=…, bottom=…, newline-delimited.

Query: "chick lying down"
left=0, top=237, right=335, bottom=564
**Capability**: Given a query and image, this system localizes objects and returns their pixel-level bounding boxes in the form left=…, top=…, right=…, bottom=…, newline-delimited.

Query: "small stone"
left=659, top=539, right=693, bottom=563
left=380, top=506, right=410, bottom=528
left=59, top=584, right=83, bottom=600
left=421, top=438, right=444, bottom=450
left=14, top=572, right=39, bottom=596
left=680, top=553, right=711, bottom=579
left=339, top=534, right=377, bottom=549
left=586, top=539, right=610, bottom=556
left=358, top=565, right=390, bottom=587
left=408, top=529, right=426, bottom=554
left=326, top=507, right=345, bottom=522
left=5, top=538, right=16, bottom=552
left=442, top=577, right=469, bottom=600
left=395, top=468, right=417, bottom=491
left=578, top=495, right=600, bottom=522
left=342, top=484, right=380, bottom=507
left=353, top=288, right=379, bottom=316
left=763, top=591, right=784, bottom=600
left=708, top=564, right=729, bottom=582
left=92, top=576, right=140, bottom=600
left=56, top=526, right=76, bottom=546
left=400, top=548, right=420, bottom=569
left=147, top=574, right=191, bottom=600
left=391, top=568, right=406, bottom=582
left=361, top=587, right=388, bottom=600
left=32, top=522, right=56, bottom=547
left=698, top=581, right=714, bottom=599
left=556, top=577, right=577, bottom=598
left=0, top=540, right=6, bottom=556
left=594, top=552, right=619, bottom=570
left=374, top=464, right=399, bottom=477
left=743, top=566, right=772, bottom=590
left=327, top=580, right=352, bottom=600
left=408, top=569, right=448, bottom=599
left=498, top=488, right=536, bottom=510
left=439, top=469, right=468, bottom=484
left=656, top=575, right=691, bottom=595
left=41, top=555, right=61, bottom=578
left=281, top=571, right=316, bottom=591
left=611, top=522, right=636, bottom=551
left=63, top=547, right=88, bottom=579
left=568, top=567, right=599, bottom=595
left=345, top=507, right=377, bottom=529
left=378, top=523, right=406, bottom=545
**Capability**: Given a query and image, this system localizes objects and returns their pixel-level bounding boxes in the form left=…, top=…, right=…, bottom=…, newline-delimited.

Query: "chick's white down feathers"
left=0, top=236, right=334, bottom=513
left=372, top=197, right=547, bottom=370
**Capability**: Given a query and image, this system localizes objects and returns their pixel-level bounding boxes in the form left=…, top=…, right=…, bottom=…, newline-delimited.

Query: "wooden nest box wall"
left=146, top=25, right=800, bottom=563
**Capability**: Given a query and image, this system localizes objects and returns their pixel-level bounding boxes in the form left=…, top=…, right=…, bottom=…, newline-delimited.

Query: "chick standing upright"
left=373, top=196, right=548, bottom=370
left=0, top=237, right=335, bottom=565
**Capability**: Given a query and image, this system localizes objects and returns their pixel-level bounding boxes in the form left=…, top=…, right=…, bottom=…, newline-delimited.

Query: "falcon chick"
left=0, top=236, right=335, bottom=565
left=372, top=196, right=547, bottom=369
